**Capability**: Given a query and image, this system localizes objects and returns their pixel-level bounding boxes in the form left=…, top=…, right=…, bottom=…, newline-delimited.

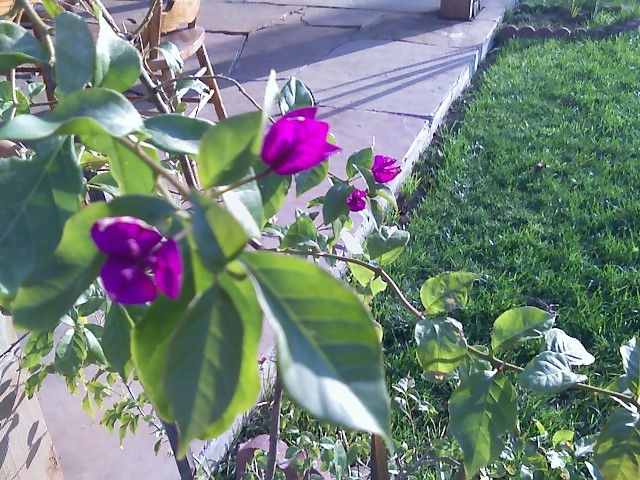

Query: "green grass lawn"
left=504, top=0, right=640, bottom=29
left=379, top=32, right=640, bottom=472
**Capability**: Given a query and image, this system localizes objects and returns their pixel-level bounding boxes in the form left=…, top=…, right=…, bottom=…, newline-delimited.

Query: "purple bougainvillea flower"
left=371, top=155, right=401, bottom=183
left=347, top=188, right=368, bottom=212
left=91, top=216, right=183, bottom=304
left=261, top=107, right=341, bottom=175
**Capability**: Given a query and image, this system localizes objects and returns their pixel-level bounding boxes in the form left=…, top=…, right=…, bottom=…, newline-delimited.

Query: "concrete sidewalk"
left=35, top=0, right=512, bottom=478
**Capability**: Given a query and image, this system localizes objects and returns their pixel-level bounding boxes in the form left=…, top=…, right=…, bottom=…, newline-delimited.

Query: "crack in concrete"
left=317, top=103, right=430, bottom=120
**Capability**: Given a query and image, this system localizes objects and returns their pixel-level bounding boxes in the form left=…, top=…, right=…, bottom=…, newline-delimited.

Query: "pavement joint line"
left=227, top=33, right=250, bottom=76
left=316, top=103, right=430, bottom=120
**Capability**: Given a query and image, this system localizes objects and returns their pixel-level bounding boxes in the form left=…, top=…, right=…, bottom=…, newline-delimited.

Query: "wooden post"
left=440, top=0, right=482, bottom=21
left=0, top=314, right=64, bottom=480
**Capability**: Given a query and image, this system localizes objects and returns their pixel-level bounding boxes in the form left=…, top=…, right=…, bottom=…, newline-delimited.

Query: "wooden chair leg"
left=196, top=45, right=227, bottom=120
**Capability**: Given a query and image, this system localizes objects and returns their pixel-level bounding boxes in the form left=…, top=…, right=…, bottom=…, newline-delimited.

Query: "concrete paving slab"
left=300, top=7, right=387, bottom=28
left=354, top=11, right=499, bottom=52
left=199, top=1, right=304, bottom=33
left=297, top=39, right=479, bottom=118
left=231, top=21, right=356, bottom=80
left=225, top=0, right=441, bottom=13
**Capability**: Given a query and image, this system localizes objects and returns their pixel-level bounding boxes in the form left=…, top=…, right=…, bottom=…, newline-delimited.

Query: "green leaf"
left=221, top=173, right=263, bottom=238
left=144, top=114, right=214, bottom=155
left=0, top=137, right=83, bottom=297
left=322, top=182, right=351, bottom=225
left=198, top=112, right=262, bottom=187
left=21, top=331, right=54, bottom=369
left=131, top=240, right=212, bottom=421
left=54, top=12, right=95, bottom=97
left=370, top=183, right=397, bottom=210
left=152, top=41, right=183, bottom=73
left=448, top=371, right=517, bottom=477
left=419, top=271, right=479, bottom=315
left=552, top=430, right=574, bottom=446
left=346, top=148, right=374, bottom=179
left=594, top=409, right=640, bottom=480
left=165, top=280, right=256, bottom=457
left=84, top=325, right=107, bottom=365
left=415, top=317, right=468, bottom=382
left=0, top=21, right=49, bottom=71
left=11, top=196, right=175, bottom=331
left=279, top=216, right=319, bottom=252
left=102, top=304, right=134, bottom=380
left=278, top=76, right=314, bottom=115
left=42, top=0, right=64, bottom=17
left=54, top=326, right=87, bottom=377
left=190, top=192, right=248, bottom=272
left=198, top=272, right=262, bottom=439
left=87, top=171, right=120, bottom=197
left=241, top=251, right=391, bottom=442
left=295, top=161, right=328, bottom=197
left=0, top=88, right=143, bottom=140
left=366, top=226, right=409, bottom=266
left=545, top=328, right=595, bottom=366
left=94, top=12, right=142, bottom=92
left=491, top=307, right=555, bottom=351
left=620, top=337, right=640, bottom=399
left=519, top=351, right=588, bottom=394
left=84, top=136, right=156, bottom=195
left=256, top=164, right=291, bottom=222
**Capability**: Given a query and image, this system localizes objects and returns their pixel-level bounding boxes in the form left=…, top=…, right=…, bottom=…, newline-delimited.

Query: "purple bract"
left=91, top=216, right=182, bottom=304
left=371, top=155, right=401, bottom=183
left=347, top=188, right=368, bottom=212
left=261, top=107, right=340, bottom=175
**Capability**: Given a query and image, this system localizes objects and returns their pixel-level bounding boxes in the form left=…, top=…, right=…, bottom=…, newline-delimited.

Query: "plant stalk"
left=265, top=375, right=283, bottom=480
left=161, top=420, right=196, bottom=480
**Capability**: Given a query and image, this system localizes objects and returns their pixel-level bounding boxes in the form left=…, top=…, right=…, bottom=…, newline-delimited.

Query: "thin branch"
left=153, top=74, right=275, bottom=122
left=126, top=0, right=159, bottom=39
left=16, top=0, right=54, bottom=62
left=265, top=375, right=283, bottom=480
left=0, top=332, right=29, bottom=360
left=211, top=167, right=271, bottom=198
left=397, top=451, right=461, bottom=480
left=115, top=137, right=191, bottom=198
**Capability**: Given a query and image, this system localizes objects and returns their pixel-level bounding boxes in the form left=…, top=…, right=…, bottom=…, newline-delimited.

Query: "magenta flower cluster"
left=91, top=217, right=183, bottom=304
left=346, top=155, right=402, bottom=212
left=261, top=107, right=340, bottom=175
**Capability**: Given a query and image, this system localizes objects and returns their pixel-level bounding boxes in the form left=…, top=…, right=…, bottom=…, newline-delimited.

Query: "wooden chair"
left=142, top=0, right=227, bottom=120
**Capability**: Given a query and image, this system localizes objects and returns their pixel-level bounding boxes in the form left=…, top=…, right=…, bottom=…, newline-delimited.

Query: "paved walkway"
left=35, top=0, right=512, bottom=478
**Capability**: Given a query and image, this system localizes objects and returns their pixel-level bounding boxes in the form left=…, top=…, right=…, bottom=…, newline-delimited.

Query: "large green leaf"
left=54, top=12, right=95, bottom=97
left=545, top=328, right=595, bottom=366
left=419, top=271, right=479, bottom=315
left=519, top=351, right=587, bottom=394
left=415, top=317, right=468, bottom=382
left=0, top=21, right=49, bottom=71
left=84, top=136, right=156, bottom=195
left=197, top=272, right=262, bottom=439
left=165, top=280, right=253, bottom=457
left=448, top=371, right=517, bottom=477
left=11, top=196, right=175, bottom=331
left=198, top=112, right=262, bottom=187
left=241, top=251, right=391, bottom=442
left=620, top=337, right=640, bottom=399
left=594, top=409, right=640, bottom=480
left=131, top=240, right=212, bottom=421
left=190, top=192, right=248, bottom=272
left=94, top=12, right=141, bottom=92
left=221, top=173, right=263, bottom=239
left=366, top=226, right=410, bottom=266
left=491, top=306, right=555, bottom=351
left=0, top=137, right=83, bottom=297
left=144, top=114, right=214, bottom=155
left=0, top=88, right=143, bottom=140
left=102, top=304, right=134, bottom=380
